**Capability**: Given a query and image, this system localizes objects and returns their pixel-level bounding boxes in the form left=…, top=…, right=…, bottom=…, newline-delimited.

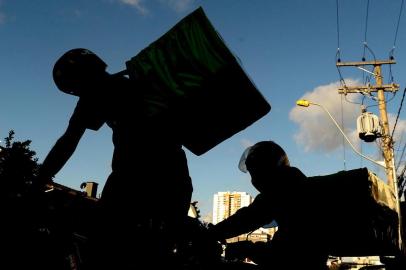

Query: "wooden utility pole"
left=337, top=60, right=399, bottom=189
left=336, top=59, right=402, bottom=248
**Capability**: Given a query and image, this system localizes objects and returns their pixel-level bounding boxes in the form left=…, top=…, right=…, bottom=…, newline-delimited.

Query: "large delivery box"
left=307, top=168, right=399, bottom=256
left=125, top=7, right=271, bottom=155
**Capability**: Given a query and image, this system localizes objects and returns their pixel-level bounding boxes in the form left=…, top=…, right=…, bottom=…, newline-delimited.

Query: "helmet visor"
left=238, top=146, right=253, bottom=173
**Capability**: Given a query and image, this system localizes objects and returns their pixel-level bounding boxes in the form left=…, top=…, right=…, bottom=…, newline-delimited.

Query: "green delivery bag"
left=126, top=7, right=271, bottom=155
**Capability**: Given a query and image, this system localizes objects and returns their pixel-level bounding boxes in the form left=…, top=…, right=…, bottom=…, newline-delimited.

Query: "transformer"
left=357, top=109, right=381, bottom=142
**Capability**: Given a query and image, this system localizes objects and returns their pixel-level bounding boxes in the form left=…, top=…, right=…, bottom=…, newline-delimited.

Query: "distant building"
left=327, top=256, right=383, bottom=269
left=212, top=191, right=253, bottom=225
left=212, top=191, right=278, bottom=244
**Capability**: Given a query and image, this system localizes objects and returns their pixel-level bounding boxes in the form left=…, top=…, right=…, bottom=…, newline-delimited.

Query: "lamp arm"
left=312, top=102, right=386, bottom=169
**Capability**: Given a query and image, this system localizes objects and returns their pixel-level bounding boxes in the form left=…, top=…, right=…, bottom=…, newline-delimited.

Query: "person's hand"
left=206, top=223, right=227, bottom=245
left=185, top=222, right=223, bottom=261
left=29, top=174, right=54, bottom=192
left=224, top=240, right=254, bottom=261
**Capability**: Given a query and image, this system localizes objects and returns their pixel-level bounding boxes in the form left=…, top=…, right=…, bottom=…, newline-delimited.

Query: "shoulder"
left=287, top=166, right=306, bottom=178
left=109, top=74, right=134, bottom=89
left=275, top=166, right=307, bottom=180
left=69, top=97, right=105, bottom=130
left=71, top=97, right=96, bottom=118
left=261, top=166, right=307, bottom=194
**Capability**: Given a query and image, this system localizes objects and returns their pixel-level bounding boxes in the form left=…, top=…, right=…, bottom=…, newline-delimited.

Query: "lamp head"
left=296, top=99, right=310, bottom=107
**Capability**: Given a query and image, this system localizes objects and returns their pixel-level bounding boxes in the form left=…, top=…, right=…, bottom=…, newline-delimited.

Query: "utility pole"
left=336, top=59, right=402, bottom=249
left=336, top=60, right=399, bottom=189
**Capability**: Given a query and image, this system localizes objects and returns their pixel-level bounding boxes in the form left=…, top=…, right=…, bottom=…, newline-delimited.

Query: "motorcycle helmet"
left=238, top=141, right=290, bottom=173
left=52, top=48, right=107, bottom=96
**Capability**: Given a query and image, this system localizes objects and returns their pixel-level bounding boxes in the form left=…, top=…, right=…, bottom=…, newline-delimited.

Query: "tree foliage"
left=0, top=130, right=40, bottom=194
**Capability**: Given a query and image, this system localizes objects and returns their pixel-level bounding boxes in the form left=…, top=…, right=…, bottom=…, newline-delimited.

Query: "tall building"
left=212, top=191, right=253, bottom=225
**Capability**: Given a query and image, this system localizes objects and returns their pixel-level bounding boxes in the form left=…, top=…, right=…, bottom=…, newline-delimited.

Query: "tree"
left=0, top=131, right=62, bottom=269
left=0, top=130, right=40, bottom=196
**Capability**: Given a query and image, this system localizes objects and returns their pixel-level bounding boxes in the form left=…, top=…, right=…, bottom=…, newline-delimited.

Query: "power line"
left=336, top=0, right=341, bottom=52
left=389, top=0, right=404, bottom=84
left=392, top=0, right=405, bottom=51
left=395, top=132, right=404, bottom=166
left=335, top=0, right=347, bottom=88
left=397, top=141, right=406, bottom=171
left=391, top=88, right=406, bottom=140
left=362, top=0, right=370, bottom=61
left=398, top=163, right=406, bottom=195
left=334, top=17, right=345, bottom=87
left=340, top=95, right=346, bottom=170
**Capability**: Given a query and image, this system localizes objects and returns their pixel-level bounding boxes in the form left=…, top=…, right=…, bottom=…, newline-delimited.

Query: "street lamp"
left=296, top=99, right=386, bottom=169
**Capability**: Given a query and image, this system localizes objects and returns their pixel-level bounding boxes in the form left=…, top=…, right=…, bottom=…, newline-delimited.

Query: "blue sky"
left=1, top=0, right=406, bottom=219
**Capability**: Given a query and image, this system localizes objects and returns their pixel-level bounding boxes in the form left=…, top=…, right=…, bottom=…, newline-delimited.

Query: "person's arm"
left=37, top=122, right=86, bottom=185
left=208, top=194, right=272, bottom=240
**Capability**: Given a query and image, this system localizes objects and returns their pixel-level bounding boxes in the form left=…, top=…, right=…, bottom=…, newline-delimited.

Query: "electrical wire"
left=398, top=162, right=406, bottom=194
left=398, top=145, right=406, bottom=168
left=336, top=51, right=346, bottom=87
left=398, top=142, right=406, bottom=170
left=360, top=0, right=379, bottom=64
left=392, top=0, right=404, bottom=52
left=384, top=92, right=397, bottom=105
left=396, top=134, right=406, bottom=170
left=391, top=88, right=406, bottom=140
left=362, top=0, right=370, bottom=61
left=388, top=0, right=404, bottom=84
left=336, top=0, right=341, bottom=53
left=335, top=0, right=347, bottom=88
left=363, top=43, right=377, bottom=63
left=343, top=95, right=361, bottom=105
left=333, top=1, right=406, bottom=197
left=340, top=95, right=347, bottom=170
left=396, top=133, right=405, bottom=168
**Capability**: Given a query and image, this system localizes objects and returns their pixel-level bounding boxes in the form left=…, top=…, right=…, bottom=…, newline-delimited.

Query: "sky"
left=1, top=0, right=406, bottom=219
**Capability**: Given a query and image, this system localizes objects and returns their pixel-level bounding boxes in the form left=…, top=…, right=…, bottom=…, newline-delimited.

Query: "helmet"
left=238, top=141, right=290, bottom=173
left=52, top=48, right=107, bottom=96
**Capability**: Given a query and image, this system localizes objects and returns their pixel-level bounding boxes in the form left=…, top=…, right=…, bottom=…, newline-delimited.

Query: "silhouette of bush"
left=0, top=130, right=40, bottom=196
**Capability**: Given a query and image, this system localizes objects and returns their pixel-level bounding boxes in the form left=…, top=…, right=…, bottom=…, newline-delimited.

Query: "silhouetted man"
left=208, top=141, right=329, bottom=270
left=37, top=48, right=193, bottom=269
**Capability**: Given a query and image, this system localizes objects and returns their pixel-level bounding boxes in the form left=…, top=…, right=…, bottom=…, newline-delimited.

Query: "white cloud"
left=119, top=0, right=193, bottom=14
left=290, top=80, right=406, bottom=164
left=289, top=80, right=362, bottom=153
left=160, top=0, right=193, bottom=13
left=119, top=0, right=148, bottom=15
left=240, top=138, right=254, bottom=149
left=389, top=113, right=406, bottom=170
left=389, top=113, right=406, bottom=145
